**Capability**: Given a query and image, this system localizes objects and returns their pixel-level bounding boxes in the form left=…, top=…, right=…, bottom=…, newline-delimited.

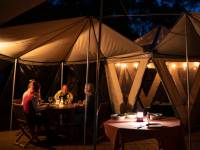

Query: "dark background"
left=2, top=0, right=200, bottom=39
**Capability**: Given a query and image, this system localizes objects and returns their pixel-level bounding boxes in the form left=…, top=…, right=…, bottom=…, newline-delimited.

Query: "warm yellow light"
left=171, top=63, right=176, bottom=69
left=193, top=62, right=199, bottom=70
left=133, top=62, right=139, bottom=69
left=182, top=62, right=187, bottom=70
left=147, top=63, right=154, bottom=69
left=136, top=112, right=144, bottom=122
left=194, top=62, right=199, bottom=68
left=121, top=63, right=127, bottom=68
left=115, top=63, right=121, bottom=67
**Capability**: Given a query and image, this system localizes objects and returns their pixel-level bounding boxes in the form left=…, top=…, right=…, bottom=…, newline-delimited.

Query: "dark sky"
left=3, top=0, right=200, bottom=40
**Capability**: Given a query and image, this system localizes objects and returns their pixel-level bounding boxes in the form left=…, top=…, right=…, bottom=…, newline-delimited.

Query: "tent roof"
left=134, top=26, right=169, bottom=48
left=0, top=16, right=144, bottom=64
left=0, top=0, right=46, bottom=25
left=155, top=12, right=200, bottom=57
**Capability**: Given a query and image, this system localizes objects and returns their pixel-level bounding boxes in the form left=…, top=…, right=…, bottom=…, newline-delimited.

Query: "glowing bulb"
left=194, top=62, right=199, bottom=68
left=115, top=63, right=121, bottom=67
left=171, top=63, right=176, bottom=69
left=133, top=62, right=139, bottom=69
left=182, top=62, right=187, bottom=70
left=147, top=63, right=154, bottom=69
left=121, top=63, right=127, bottom=68
left=193, top=62, right=199, bottom=70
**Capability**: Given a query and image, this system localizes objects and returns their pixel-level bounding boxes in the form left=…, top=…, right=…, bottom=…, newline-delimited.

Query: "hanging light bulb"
left=133, top=62, right=139, bottom=69
left=182, top=62, right=187, bottom=70
left=194, top=62, right=199, bottom=68
left=147, top=63, right=154, bottom=69
left=121, top=63, right=127, bottom=69
left=192, top=62, right=199, bottom=70
left=115, top=63, right=121, bottom=67
left=171, top=63, right=176, bottom=69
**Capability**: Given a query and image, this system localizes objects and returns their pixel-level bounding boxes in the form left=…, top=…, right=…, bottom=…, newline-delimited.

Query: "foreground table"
left=104, top=117, right=186, bottom=150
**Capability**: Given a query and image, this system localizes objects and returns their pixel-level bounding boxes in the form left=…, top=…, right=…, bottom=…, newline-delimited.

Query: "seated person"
left=22, top=79, right=42, bottom=105
left=84, top=83, right=95, bottom=121
left=22, top=80, right=51, bottom=139
left=54, top=84, right=73, bottom=104
left=22, top=80, right=48, bottom=138
left=22, top=79, right=35, bottom=105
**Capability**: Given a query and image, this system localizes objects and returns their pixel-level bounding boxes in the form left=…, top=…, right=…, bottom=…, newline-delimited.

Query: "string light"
left=147, top=63, right=154, bottom=69
left=182, top=62, right=187, bottom=70
left=115, top=63, right=121, bottom=67
left=171, top=63, right=176, bottom=69
left=121, top=63, right=127, bottom=69
left=194, top=62, right=199, bottom=68
left=133, top=62, right=139, bottom=69
left=193, top=62, right=199, bottom=70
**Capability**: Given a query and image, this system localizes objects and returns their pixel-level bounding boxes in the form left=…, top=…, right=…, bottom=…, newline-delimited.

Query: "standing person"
left=54, top=84, right=73, bottom=104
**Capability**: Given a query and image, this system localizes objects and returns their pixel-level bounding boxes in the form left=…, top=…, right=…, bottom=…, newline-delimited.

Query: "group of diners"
left=20, top=79, right=95, bottom=143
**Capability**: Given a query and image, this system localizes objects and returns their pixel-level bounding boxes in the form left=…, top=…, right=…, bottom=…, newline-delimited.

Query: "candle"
left=136, top=112, right=144, bottom=122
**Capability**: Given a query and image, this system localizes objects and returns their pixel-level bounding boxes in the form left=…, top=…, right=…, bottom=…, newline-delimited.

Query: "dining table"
left=104, top=116, right=186, bottom=150
left=39, top=102, right=85, bottom=127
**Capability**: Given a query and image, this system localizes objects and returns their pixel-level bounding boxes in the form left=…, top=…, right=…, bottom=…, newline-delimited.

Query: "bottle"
left=147, top=112, right=150, bottom=124
left=60, top=96, right=64, bottom=105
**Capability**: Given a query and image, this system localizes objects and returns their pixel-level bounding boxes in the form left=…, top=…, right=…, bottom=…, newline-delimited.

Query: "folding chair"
left=97, top=101, right=111, bottom=142
left=12, top=103, right=33, bottom=148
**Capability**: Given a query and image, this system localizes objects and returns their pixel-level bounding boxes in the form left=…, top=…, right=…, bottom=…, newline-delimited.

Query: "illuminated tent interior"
left=106, top=26, right=170, bottom=115
left=106, top=12, right=200, bottom=129
left=0, top=16, right=145, bottom=130
left=0, top=12, right=200, bottom=132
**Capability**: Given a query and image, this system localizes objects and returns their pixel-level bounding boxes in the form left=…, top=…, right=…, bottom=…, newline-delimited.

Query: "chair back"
left=97, top=102, right=111, bottom=124
left=12, top=103, right=27, bottom=124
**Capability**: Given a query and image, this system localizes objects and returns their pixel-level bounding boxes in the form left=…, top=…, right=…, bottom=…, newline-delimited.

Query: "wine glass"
left=48, top=97, right=54, bottom=104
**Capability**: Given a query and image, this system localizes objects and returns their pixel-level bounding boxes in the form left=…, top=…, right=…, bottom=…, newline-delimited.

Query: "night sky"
left=3, top=0, right=200, bottom=40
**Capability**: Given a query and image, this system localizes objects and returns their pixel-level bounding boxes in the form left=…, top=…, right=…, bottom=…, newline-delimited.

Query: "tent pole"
left=185, top=15, right=191, bottom=150
left=84, top=18, right=91, bottom=145
left=10, top=58, right=17, bottom=130
left=93, top=0, right=103, bottom=149
left=61, top=62, right=64, bottom=88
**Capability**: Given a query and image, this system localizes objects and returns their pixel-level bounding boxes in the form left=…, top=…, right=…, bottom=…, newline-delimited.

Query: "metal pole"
left=185, top=15, right=191, bottom=150
left=10, top=58, right=17, bottom=130
left=61, top=62, right=64, bottom=88
left=93, top=0, right=103, bottom=149
left=84, top=18, right=91, bottom=145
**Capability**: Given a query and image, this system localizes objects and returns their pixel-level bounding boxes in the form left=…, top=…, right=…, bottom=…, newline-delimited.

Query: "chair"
left=97, top=101, right=111, bottom=141
left=12, top=103, right=33, bottom=148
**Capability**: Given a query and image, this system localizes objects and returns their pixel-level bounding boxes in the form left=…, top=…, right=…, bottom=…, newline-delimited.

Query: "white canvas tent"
left=0, top=16, right=144, bottom=64
left=106, top=12, right=200, bottom=127
left=0, top=16, right=147, bottom=133
left=105, top=26, right=170, bottom=115
left=1, top=13, right=200, bottom=129
left=134, top=26, right=169, bottom=49
left=153, top=12, right=200, bottom=125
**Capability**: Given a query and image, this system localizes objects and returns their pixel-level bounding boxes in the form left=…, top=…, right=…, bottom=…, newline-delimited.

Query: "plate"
left=111, top=114, right=125, bottom=120
left=126, top=113, right=136, bottom=119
